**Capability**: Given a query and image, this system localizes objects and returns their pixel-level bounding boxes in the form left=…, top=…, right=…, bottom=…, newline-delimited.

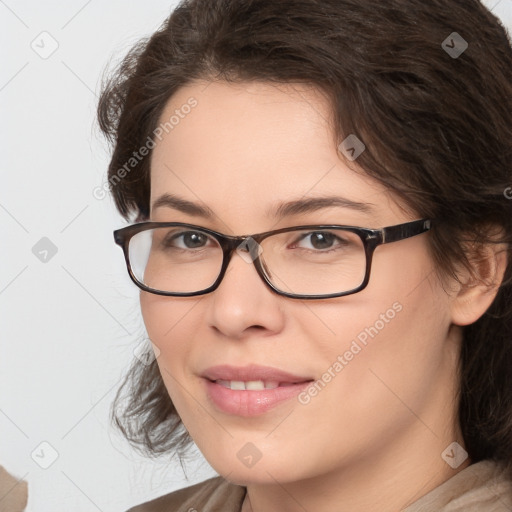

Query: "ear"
left=450, top=239, right=508, bottom=326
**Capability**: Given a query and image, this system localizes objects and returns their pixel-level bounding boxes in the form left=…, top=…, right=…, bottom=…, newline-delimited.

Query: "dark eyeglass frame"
left=113, top=218, right=433, bottom=300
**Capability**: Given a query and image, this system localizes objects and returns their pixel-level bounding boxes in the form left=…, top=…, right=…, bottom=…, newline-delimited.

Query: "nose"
left=204, top=246, right=285, bottom=339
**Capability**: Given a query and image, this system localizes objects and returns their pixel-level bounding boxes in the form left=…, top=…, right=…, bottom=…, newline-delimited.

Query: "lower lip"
left=204, top=379, right=312, bottom=416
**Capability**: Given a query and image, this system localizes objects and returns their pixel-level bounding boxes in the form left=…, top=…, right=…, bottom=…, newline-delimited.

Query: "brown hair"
left=98, top=0, right=512, bottom=474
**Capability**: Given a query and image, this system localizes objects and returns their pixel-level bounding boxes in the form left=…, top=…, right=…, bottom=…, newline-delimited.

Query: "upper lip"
left=202, top=364, right=314, bottom=384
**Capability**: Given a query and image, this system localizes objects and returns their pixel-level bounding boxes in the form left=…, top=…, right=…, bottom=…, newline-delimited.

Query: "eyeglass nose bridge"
left=235, top=235, right=265, bottom=261
left=213, top=233, right=273, bottom=293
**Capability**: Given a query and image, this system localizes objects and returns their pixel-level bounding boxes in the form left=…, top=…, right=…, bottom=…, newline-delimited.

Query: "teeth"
left=245, top=380, right=265, bottom=390
left=215, top=380, right=280, bottom=390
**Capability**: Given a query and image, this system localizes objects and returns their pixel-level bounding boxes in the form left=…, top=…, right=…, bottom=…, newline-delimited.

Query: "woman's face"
left=142, top=80, right=463, bottom=484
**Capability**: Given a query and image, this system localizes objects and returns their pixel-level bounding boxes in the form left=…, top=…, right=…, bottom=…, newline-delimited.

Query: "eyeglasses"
left=113, top=219, right=432, bottom=300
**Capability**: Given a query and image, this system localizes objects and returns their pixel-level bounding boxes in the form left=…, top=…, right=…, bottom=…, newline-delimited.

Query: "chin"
left=206, top=451, right=309, bottom=486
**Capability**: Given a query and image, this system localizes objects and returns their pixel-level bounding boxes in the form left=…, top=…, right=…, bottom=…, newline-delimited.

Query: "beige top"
left=127, top=459, right=512, bottom=511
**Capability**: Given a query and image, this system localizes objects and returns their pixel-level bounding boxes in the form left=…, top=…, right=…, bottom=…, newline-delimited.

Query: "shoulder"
left=126, top=476, right=246, bottom=512
left=405, top=459, right=512, bottom=512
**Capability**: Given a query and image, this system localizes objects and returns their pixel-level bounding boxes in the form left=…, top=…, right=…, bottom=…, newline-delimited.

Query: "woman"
left=97, top=0, right=512, bottom=510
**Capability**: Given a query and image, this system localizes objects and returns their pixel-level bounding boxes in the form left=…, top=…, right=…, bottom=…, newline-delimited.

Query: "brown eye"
left=292, top=231, right=350, bottom=252
left=158, top=230, right=214, bottom=250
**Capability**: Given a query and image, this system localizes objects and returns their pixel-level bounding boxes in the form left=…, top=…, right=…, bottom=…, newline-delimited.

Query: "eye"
left=163, top=230, right=214, bottom=250
left=293, top=231, right=348, bottom=252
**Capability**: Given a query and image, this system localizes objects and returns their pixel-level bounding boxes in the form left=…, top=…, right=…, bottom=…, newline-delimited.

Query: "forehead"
left=149, top=80, right=405, bottom=229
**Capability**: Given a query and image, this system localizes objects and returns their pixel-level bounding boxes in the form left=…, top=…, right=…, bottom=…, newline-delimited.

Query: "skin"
left=141, top=80, right=505, bottom=512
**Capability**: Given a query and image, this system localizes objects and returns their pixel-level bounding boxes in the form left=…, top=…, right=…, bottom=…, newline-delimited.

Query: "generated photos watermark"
left=298, top=301, right=403, bottom=405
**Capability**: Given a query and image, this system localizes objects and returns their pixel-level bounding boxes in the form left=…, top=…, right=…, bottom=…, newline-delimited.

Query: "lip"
left=202, top=364, right=313, bottom=383
left=201, top=364, right=314, bottom=417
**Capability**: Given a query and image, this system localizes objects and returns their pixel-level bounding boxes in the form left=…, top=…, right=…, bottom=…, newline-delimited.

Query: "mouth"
left=212, top=379, right=303, bottom=390
left=201, top=365, right=314, bottom=416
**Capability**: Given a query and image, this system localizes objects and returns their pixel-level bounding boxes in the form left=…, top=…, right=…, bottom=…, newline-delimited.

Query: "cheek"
left=280, top=281, right=452, bottom=475
left=139, top=292, right=200, bottom=372
left=139, top=293, right=205, bottom=422
left=359, top=247, right=453, bottom=386
left=299, top=246, right=454, bottom=424
left=140, top=292, right=170, bottom=344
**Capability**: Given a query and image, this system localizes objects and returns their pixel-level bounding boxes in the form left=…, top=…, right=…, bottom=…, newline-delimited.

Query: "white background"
left=1, top=1, right=511, bottom=511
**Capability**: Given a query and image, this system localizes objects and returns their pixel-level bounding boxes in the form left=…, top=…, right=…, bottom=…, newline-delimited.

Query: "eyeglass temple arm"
left=381, top=219, right=432, bottom=244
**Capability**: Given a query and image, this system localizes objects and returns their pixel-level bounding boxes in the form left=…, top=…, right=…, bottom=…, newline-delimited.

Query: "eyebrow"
left=152, top=193, right=215, bottom=217
left=270, top=195, right=375, bottom=219
left=152, top=193, right=375, bottom=220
